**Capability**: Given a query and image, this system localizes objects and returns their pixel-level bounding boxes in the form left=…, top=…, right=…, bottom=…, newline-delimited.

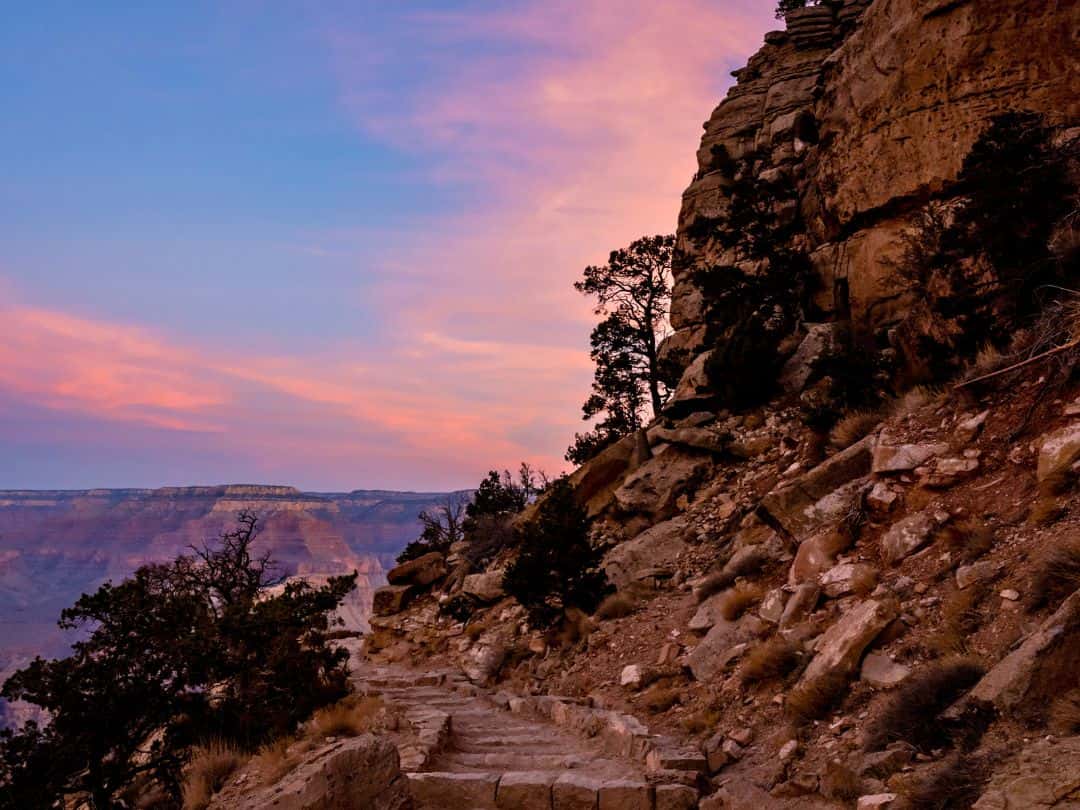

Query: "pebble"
left=1000, top=589, right=1020, bottom=601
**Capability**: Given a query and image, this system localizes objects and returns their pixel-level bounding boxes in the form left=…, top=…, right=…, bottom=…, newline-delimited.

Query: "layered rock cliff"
left=361, top=2, right=1080, bottom=808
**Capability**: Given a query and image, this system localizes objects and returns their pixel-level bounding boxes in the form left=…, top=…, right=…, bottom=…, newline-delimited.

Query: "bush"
left=861, top=658, right=986, bottom=752
left=829, top=410, right=881, bottom=450
left=901, top=753, right=990, bottom=810
left=718, top=583, right=764, bottom=621
left=503, top=477, right=613, bottom=628
left=739, top=637, right=802, bottom=685
left=0, top=513, right=356, bottom=809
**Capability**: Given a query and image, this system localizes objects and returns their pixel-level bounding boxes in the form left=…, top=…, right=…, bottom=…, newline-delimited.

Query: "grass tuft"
left=307, top=695, right=387, bottom=740
left=718, top=582, right=764, bottom=621
left=739, top=637, right=801, bottom=685
left=785, top=671, right=848, bottom=726
left=829, top=410, right=882, bottom=451
left=1027, top=536, right=1080, bottom=611
left=595, top=592, right=639, bottom=620
left=901, top=753, right=990, bottom=810
left=861, top=658, right=985, bottom=752
left=182, top=741, right=246, bottom=810
left=1049, top=689, right=1080, bottom=734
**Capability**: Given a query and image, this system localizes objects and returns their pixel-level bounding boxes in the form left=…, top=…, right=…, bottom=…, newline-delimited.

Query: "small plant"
left=933, top=585, right=986, bottom=656
left=829, top=410, right=881, bottom=450
left=307, top=696, right=387, bottom=740
left=820, top=760, right=863, bottom=802
left=181, top=742, right=246, bottom=810
left=1049, top=689, right=1080, bottom=734
left=786, top=671, right=848, bottom=725
left=861, top=658, right=986, bottom=752
left=739, top=637, right=801, bottom=684
left=901, top=753, right=990, bottom=810
left=594, top=592, right=639, bottom=620
left=1027, top=536, right=1080, bottom=611
left=718, top=583, right=764, bottom=621
left=251, top=737, right=296, bottom=786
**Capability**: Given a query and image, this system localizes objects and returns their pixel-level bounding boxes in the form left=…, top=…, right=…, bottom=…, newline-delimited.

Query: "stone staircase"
left=352, top=665, right=700, bottom=810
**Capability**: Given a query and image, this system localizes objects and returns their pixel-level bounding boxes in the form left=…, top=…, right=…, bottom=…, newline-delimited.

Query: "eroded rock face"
left=604, top=517, right=690, bottom=590
left=613, top=448, right=713, bottom=521
left=973, top=736, right=1080, bottom=809
left=210, top=734, right=410, bottom=810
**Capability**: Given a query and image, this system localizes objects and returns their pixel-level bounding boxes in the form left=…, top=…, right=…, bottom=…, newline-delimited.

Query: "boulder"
left=922, top=456, right=980, bottom=488
left=613, top=447, right=714, bottom=520
left=760, top=435, right=875, bottom=538
left=604, top=517, right=690, bottom=590
left=373, top=585, right=415, bottom=617
left=687, top=615, right=762, bottom=680
left=209, top=735, right=410, bottom=810
left=820, top=562, right=877, bottom=598
left=860, top=653, right=911, bottom=688
left=789, top=526, right=845, bottom=585
left=973, top=735, right=1080, bottom=809
left=866, top=482, right=899, bottom=513
left=1037, top=423, right=1080, bottom=487
left=648, top=425, right=728, bottom=454
left=796, top=598, right=897, bottom=691
left=947, top=588, right=1080, bottom=717
left=780, top=582, right=821, bottom=628
left=881, top=510, right=944, bottom=565
left=462, top=570, right=506, bottom=603
left=758, top=588, right=787, bottom=623
left=664, top=351, right=714, bottom=415
left=463, top=636, right=509, bottom=684
left=956, top=560, right=1002, bottom=590
left=872, top=442, right=950, bottom=474
left=779, top=323, right=845, bottom=393
left=387, top=552, right=447, bottom=587
left=565, top=431, right=638, bottom=517
left=954, top=410, right=989, bottom=444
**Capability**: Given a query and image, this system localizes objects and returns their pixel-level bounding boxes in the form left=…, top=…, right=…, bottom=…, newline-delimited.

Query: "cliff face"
left=665, top=0, right=1079, bottom=386
left=0, top=486, right=453, bottom=661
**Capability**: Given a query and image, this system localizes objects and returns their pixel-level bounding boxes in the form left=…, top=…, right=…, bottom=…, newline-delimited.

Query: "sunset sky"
left=1, top=1, right=775, bottom=491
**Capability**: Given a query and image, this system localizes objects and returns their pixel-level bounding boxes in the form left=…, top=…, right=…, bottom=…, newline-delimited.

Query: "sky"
left=0, top=1, right=775, bottom=492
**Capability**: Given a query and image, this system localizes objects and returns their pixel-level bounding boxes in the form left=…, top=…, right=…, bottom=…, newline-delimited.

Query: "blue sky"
left=0, top=0, right=774, bottom=491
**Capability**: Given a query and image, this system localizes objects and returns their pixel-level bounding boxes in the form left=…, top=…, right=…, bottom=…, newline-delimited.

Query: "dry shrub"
left=1049, top=689, right=1080, bottom=734
left=182, top=741, right=246, bottom=810
left=820, top=760, right=863, bottom=801
left=595, top=591, right=639, bottom=620
left=680, top=704, right=722, bottom=735
left=740, top=637, right=801, bottom=685
left=696, top=548, right=772, bottom=604
left=890, top=385, right=946, bottom=417
left=861, top=658, right=986, bottom=752
left=901, top=753, right=989, bottom=810
left=786, top=671, right=848, bottom=725
left=829, top=410, right=882, bottom=450
left=851, top=565, right=880, bottom=597
left=933, top=584, right=986, bottom=656
left=642, top=685, right=682, bottom=714
left=307, top=695, right=387, bottom=740
left=694, top=569, right=736, bottom=603
left=938, top=520, right=995, bottom=563
left=251, top=736, right=297, bottom=786
left=1027, top=536, right=1080, bottom=611
left=960, top=343, right=1009, bottom=383
left=554, top=607, right=594, bottom=648
left=1029, top=495, right=1067, bottom=526
left=719, top=583, right=764, bottom=621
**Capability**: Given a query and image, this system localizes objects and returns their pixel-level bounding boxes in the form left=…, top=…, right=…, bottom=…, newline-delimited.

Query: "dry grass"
left=933, top=585, right=986, bottom=656
left=595, top=592, right=639, bottom=620
left=695, top=548, right=771, bottom=604
left=307, top=695, right=387, bottom=741
left=785, top=671, right=848, bottom=726
left=861, top=658, right=986, bottom=752
left=939, top=520, right=996, bottom=563
left=1029, top=494, right=1067, bottom=525
left=829, top=410, right=882, bottom=450
left=960, top=343, right=1009, bottom=383
left=182, top=741, right=247, bottom=810
left=900, top=753, right=990, bottom=810
left=554, top=607, right=594, bottom=648
left=820, top=760, right=863, bottom=802
left=680, top=704, right=722, bottom=735
left=251, top=737, right=300, bottom=786
left=739, top=637, right=802, bottom=685
left=1049, top=689, right=1080, bottom=734
left=641, top=685, right=682, bottom=714
left=718, top=583, right=764, bottom=621
left=1027, top=536, right=1080, bottom=611
left=890, top=385, right=947, bottom=417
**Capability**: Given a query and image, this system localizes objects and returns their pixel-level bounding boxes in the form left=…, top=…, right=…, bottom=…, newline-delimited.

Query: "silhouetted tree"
left=569, top=234, right=675, bottom=464
left=502, top=477, right=612, bottom=629
left=0, top=513, right=356, bottom=809
left=396, top=494, right=468, bottom=564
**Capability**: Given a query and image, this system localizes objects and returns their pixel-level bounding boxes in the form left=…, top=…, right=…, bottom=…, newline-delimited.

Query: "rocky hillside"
left=359, top=1, right=1080, bottom=808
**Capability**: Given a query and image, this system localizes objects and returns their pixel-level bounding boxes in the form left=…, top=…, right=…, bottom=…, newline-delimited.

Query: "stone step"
left=407, top=771, right=680, bottom=810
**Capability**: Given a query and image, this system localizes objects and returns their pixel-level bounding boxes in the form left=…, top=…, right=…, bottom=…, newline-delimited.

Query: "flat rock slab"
left=496, top=771, right=557, bottom=810
left=554, top=773, right=605, bottom=810
left=598, top=780, right=654, bottom=810
left=408, top=771, right=499, bottom=810
left=799, top=598, right=897, bottom=687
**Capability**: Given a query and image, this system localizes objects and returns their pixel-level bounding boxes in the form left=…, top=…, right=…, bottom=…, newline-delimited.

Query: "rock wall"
left=665, top=0, right=1080, bottom=404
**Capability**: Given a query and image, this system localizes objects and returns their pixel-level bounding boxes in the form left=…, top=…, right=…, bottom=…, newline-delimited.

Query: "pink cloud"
left=0, top=2, right=772, bottom=488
